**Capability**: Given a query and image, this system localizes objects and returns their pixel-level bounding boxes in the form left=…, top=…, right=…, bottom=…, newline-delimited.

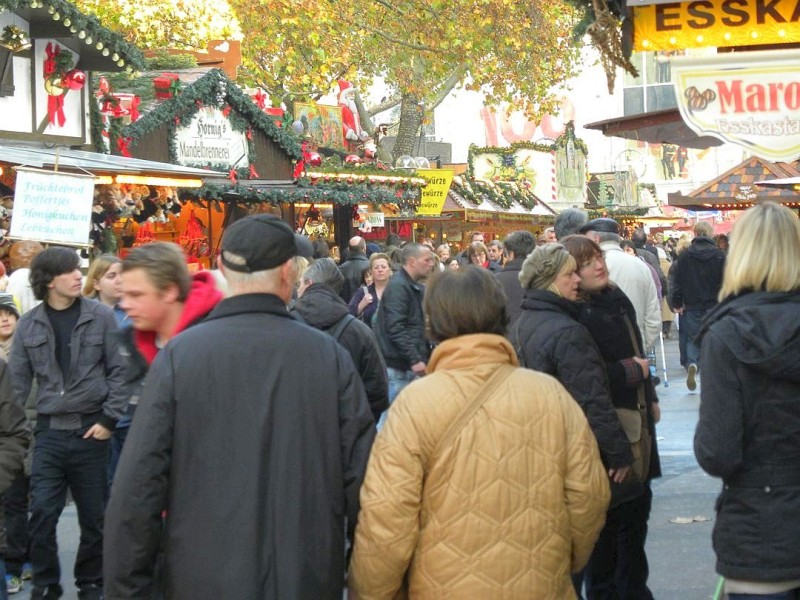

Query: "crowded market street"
left=43, top=335, right=722, bottom=600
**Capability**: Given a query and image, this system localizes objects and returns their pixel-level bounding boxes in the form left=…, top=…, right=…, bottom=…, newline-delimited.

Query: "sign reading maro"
left=672, top=50, right=800, bottom=162
left=175, top=107, right=249, bottom=171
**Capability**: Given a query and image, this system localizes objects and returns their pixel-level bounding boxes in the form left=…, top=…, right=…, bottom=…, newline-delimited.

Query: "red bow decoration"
left=248, top=165, right=260, bottom=179
left=253, top=88, right=267, bottom=110
left=128, top=96, right=140, bottom=122
left=228, top=169, right=238, bottom=183
left=44, top=43, right=58, bottom=76
left=174, top=116, right=180, bottom=125
left=246, top=128, right=253, bottom=141
left=117, top=136, right=132, bottom=157
left=222, top=105, right=232, bottom=117
left=292, top=141, right=311, bottom=179
left=47, top=92, right=66, bottom=127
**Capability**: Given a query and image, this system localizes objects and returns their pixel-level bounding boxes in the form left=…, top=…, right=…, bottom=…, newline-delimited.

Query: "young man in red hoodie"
left=108, top=242, right=223, bottom=484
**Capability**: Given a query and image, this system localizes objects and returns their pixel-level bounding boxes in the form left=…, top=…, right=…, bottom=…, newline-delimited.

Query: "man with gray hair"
left=554, top=208, right=588, bottom=241
left=495, top=230, right=537, bottom=328
left=580, top=218, right=661, bottom=351
left=293, top=258, right=389, bottom=423
left=104, top=214, right=375, bottom=599
left=339, top=235, right=369, bottom=302
left=668, top=220, right=725, bottom=390
left=373, top=243, right=434, bottom=418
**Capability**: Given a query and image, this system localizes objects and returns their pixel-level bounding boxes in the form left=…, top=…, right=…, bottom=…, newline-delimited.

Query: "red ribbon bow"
left=128, top=96, right=140, bottom=122
left=228, top=169, right=238, bottom=183
left=117, top=137, right=132, bottom=157
left=222, top=105, right=232, bottom=117
left=44, top=43, right=58, bottom=76
left=246, top=128, right=253, bottom=141
left=248, top=165, right=260, bottom=179
left=253, top=89, right=267, bottom=110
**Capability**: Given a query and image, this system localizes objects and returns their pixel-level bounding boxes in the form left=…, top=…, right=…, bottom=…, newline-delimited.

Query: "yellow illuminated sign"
left=634, top=0, right=800, bottom=51
left=415, top=169, right=454, bottom=216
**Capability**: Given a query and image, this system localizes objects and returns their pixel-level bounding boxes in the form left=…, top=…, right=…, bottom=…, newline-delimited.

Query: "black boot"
left=30, top=584, right=64, bottom=600
left=78, top=583, right=104, bottom=600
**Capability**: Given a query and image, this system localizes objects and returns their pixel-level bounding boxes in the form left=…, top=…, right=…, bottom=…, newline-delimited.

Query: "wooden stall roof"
left=584, top=109, right=724, bottom=150
left=668, top=156, right=800, bottom=211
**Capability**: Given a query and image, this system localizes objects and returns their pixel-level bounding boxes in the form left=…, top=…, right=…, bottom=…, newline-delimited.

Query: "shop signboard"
left=634, top=0, right=800, bottom=51
left=366, top=212, right=385, bottom=227
left=416, top=169, right=455, bottom=215
left=175, top=106, right=249, bottom=170
left=671, top=50, right=800, bottom=162
left=10, top=167, right=94, bottom=246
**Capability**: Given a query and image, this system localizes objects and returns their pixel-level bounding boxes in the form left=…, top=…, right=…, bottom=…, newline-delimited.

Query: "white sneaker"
left=687, top=363, right=698, bottom=391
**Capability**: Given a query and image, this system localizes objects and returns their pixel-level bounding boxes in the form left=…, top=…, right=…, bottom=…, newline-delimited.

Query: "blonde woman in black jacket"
left=694, top=203, right=800, bottom=599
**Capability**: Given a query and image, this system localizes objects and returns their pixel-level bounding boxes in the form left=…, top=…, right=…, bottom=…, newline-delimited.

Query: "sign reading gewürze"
left=671, top=49, right=800, bottom=162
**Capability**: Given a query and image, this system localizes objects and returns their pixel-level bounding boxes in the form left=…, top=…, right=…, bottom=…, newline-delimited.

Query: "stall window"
left=623, top=51, right=679, bottom=116
left=0, top=49, right=14, bottom=97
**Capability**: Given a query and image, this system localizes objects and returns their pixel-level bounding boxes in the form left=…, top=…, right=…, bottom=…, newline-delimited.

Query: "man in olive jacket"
left=104, top=215, right=375, bottom=600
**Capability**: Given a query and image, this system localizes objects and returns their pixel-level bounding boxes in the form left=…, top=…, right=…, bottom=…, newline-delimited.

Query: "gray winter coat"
left=10, top=297, right=127, bottom=430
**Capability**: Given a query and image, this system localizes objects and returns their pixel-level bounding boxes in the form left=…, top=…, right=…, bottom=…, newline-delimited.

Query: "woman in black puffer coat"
left=511, top=244, right=632, bottom=479
left=561, top=234, right=662, bottom=600
left=694, top=203, right=800, bottom=599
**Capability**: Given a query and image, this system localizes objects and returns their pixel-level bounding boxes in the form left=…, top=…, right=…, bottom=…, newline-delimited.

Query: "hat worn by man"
left=221, top=214, right=313, bottom=273
left=579, top=217, right=620, bottom=235
left=0, top=293, right=19, bottom=318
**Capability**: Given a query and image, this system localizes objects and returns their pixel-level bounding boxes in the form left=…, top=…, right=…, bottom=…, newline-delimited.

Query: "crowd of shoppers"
left=0, top=203, right=792, bottom=599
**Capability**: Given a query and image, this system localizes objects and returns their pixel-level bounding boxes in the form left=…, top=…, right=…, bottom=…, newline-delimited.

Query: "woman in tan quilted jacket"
left=349, top=266, right=610, bottom=600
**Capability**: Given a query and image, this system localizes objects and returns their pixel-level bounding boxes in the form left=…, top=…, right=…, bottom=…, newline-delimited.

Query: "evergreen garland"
left=0, top=0, right=145, bottom=70
left=453, top=176, right=540, bottom=211
left=121, top=69, right=301, bottom=160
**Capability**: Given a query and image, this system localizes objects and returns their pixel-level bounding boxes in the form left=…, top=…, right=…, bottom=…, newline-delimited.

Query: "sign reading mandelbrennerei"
left=174, top=106, right=249, bottom=170
left=10, top=167, right=94, bottom=246
left=671, top=49, right=800, bottom=162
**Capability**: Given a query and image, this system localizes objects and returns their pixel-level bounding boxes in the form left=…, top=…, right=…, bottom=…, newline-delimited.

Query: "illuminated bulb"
left=47, top=5, right=55, bottom=13
left=85, top=35, right=93, bottom=45
left=52, top=12, right=59, bottom=20
left=63, top=18, right=70, bottom=26
left=696, top=35, right=703, bottom=42
left=95, top=41, right=103, bottom=50
left=102, top=48, right=109, bottom=56
left=111, top=52, right=119, bottom=61
left=778, top=29, right=786, bottom=37
left=669, top=37, right=677, bottom=45
left=116, top=59, right=124, bottom=67
left=724, top=32, right=732, bottom=40
left=750, top=31, right=758, bottom=38
left=78, top=30, right=86, bottom=39
left=642, top=40, right=650, bottom=48
left=69, top=26, right=77, bottom=33
left=125, top=65, right=133, bottom=73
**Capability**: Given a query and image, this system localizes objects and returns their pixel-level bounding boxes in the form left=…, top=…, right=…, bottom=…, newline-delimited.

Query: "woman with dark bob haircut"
left=349, top=266, right=610, bottom=598
left=561, top=234, right=661, bottom=599
left=695, top=203, right=800, bottom=599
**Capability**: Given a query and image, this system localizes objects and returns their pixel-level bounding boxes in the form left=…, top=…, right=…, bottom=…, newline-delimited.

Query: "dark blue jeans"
left=683, top=308, right=708, bottom=367
left=29, top=429, right=109, bottom=590
left=1, top=472, right=30, bottom=577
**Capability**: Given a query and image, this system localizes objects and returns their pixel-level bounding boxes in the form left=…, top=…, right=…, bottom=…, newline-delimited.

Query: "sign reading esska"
left=175, top=107, right=249, bottom=171
left=10, top=168, right=94, bottom=246
left=416, top=169, right=455, bottom=216
left=672, top=50, right=800, bottom=162
left=634, top=0, right=800, bottom=51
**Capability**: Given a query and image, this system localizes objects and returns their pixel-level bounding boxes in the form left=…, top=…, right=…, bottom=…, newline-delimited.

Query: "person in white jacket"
left=580, top=218, right=661, bottom=351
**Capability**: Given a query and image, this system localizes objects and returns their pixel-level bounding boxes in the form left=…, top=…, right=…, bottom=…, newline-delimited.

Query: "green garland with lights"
left=120, top=69, right=301, bottom=162
left=467, top=141, right=556, bottom=180
left=0, top=0, right=144, bottom=70
left=452, top=177, right=540, bottom=211
left=178, top=181, right=421, bottom=210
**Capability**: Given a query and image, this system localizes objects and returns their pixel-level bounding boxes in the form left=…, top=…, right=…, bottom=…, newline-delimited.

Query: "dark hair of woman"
left=424, top=266, right=508, bottom=342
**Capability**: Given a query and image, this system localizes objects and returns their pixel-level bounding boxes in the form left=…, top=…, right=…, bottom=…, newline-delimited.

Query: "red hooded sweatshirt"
left=133, top=271, right=223, bottom=365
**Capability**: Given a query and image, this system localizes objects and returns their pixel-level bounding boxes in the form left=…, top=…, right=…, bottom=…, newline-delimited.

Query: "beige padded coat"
left=349, top=334, right=610, bottom=600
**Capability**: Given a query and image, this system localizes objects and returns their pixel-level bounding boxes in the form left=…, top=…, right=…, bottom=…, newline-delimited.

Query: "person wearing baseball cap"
left=105, top=213, right=374, bottom=600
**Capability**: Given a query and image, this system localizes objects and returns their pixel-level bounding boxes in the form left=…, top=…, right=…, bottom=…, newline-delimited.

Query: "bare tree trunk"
left=392, top=93, right=424, bottom=163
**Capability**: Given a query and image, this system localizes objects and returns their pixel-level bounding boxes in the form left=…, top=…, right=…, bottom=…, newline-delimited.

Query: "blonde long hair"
left=82, top=254, right=120, bottom=298
left=718, top=203, right=800, bottom=301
